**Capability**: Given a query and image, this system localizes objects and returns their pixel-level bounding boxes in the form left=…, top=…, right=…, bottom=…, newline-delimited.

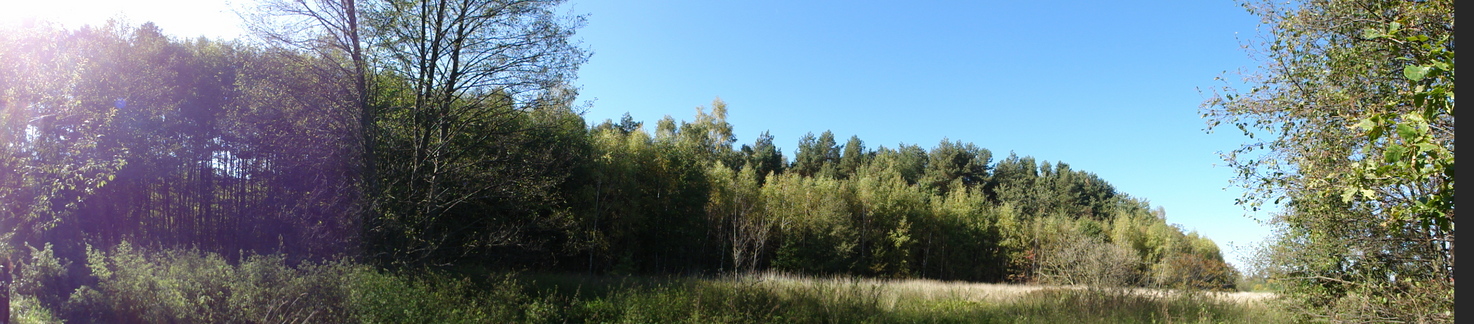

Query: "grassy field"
left=513, top=272, right=1292, bottom=323
left=20, top=247, right=1293, bottom=323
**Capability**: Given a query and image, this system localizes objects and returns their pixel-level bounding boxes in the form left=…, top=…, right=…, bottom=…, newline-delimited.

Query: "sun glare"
left=0, top=0, right=246, bottom=40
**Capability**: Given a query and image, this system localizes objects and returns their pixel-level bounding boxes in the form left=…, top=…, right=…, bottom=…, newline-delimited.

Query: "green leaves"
left=1382, top=144, right=1406, bottom=164
left=1359, top=28, right=1382, bottom=40
left=1359, top=22, right=1402, bottom=40
left=1205, top=0, right=1454, bottom=319
left=1395, top=121, right=1419, bottom=140
left=1403, top=65, right=1432, bottom=82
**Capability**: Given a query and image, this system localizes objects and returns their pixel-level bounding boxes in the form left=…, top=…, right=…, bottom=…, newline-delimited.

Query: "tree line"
left=1, top=0, right=1243, bottom=320
left=0, top=17, right=1232, bottom=285
left=567, top=103, right=1233, bottom=288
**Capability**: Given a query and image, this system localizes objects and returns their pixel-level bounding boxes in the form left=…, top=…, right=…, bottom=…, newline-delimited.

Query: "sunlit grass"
left=517, top=271, right=1292, bottom=323
left=15, top=246, right=1290, bottom=323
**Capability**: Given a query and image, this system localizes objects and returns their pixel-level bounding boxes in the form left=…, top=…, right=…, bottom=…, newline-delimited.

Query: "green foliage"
left=1, top=9, right=1253, bottom=321
left=0, top=22, right=131, bottom=258
left=1153, top=250, right=1238, bottom=291
left=58, top=243, right=558, bottom=323
left=1, top=22, right=364, bottom=266
left=706, top=161, right=770, bottom=273
left=791, top=131, right=841, bottom=178
left=1204, top=0, right=1454, bottom=321
left=7, top=295, right=61, bottom=324
left=918, top=139, right=991, bottom=196
left=16, top=249, right=1291, bottom=324
left=11, top=244, right=69, bottom=317
left=573, top=108, right=729, bottom=275
left=739, top=130, right=786, bottom=184
left=871, top=144, right=929, bottom=186
left=765, top=173, right=856, bottom=275
left=836, top=135, right=870, bottom=179
left=915, top=184, right=1009, bottom=281
left=849, top=164, right=927, bottom=278
left=566, top=101, right=1234, bottom=286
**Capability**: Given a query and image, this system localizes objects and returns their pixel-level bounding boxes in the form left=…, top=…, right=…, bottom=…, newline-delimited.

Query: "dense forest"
left=0, top=0, right=1452, bottom=323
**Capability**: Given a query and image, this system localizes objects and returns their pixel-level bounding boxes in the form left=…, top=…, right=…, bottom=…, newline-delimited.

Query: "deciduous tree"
left=1204, top=0, right=1454, bottom=320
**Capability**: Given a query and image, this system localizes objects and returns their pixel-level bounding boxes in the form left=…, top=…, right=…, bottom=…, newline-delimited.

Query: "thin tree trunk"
left=1, top=258, right=12, bottom=324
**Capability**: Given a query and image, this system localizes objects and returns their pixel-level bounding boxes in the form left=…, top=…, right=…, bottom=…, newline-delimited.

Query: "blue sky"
left=2, top=0, right=1278, bottom=268
left=569, top=0, right=1274, bottom=267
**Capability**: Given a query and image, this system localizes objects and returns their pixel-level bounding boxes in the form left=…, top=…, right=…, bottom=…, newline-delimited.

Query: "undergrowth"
left=10, top=246, right=1291, bottom=323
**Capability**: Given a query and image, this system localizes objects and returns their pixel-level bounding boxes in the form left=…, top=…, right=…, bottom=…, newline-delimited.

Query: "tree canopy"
left=1204, top=0, right=1454, bottom=321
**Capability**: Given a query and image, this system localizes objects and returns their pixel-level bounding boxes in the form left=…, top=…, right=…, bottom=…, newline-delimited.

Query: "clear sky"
left=569, top=0, right=1276, bottom=268
left=1, top=0, right=1277, bottom=269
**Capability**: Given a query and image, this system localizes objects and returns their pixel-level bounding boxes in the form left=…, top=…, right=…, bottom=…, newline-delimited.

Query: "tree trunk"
left=1, top=258, right=11, bottom=324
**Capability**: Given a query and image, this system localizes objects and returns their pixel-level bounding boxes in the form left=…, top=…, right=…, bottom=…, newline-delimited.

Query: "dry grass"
left=674, top=272, right=1294, bottom=323
left=743, top=272, right=1043, bottom=302
left=1213, top=291, right=1276, bottom=303
left=739, top=271, right=1276, bottom=305
left=502, top=271, right=1298, bottom=323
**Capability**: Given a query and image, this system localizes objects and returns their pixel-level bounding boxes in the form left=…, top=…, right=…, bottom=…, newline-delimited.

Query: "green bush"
left=12, top=243, right=70, bottom=316
left=9, top=295, right=62, bottom=324
left=64, top=243, right=546, bottom=323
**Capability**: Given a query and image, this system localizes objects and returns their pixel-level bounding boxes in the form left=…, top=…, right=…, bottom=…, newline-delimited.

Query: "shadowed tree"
left=358, top=0, right=589, bottom=266
left=740, top=130, right=785, bottom=185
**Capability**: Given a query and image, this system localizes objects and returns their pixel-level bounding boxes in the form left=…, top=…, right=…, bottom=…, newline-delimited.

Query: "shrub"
left=9, top=295, right=61, bottom=324
left=66, top=243, right=542, bottom=323
left=1036, top=236, right=1141, bottom=287
left=1152, top=252, right=1237, bottom=290
left=79, top=242, right=355, bottom=322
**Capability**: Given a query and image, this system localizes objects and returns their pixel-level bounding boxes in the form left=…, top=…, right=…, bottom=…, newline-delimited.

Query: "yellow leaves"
left=1338, top=187, right=1377, bottom=204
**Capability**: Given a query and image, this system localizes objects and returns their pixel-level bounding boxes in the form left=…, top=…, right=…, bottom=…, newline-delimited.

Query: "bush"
left=61, top=243, right=545, bottom=323
left=1152, top=252, right=1237, bottom=291
left=78, top=242, right=355, bottom=322
left=12, top=243, right=70, bottom=317
left=1036, top=236, right=1141, bottom=287
left=9, top=295, right=61, bottom=324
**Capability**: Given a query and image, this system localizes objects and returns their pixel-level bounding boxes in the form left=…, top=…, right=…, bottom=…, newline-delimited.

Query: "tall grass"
left=11, top=247, right=1291, bottom=323
left=524, top=272, right=1291, bottom=323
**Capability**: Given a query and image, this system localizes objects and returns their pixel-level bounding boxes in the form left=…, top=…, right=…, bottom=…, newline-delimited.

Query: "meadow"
left=11, top=245, right=1290, bottom=323
left=519, top=272, right=1289, bottom=323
